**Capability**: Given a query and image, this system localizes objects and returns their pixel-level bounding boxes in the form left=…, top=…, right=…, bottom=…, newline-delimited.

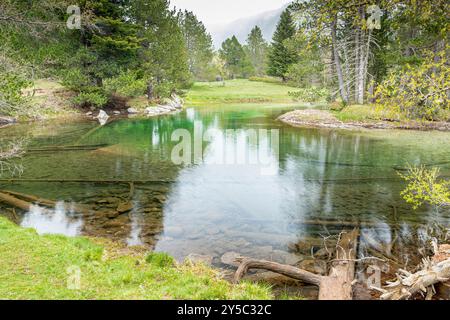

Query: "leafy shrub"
left=60, top=68, right=93, bottom=92
left=399, top=165, right=450, bottom=209
left=104, top=70, right=146, bottom=98
left=71, top=92, right=107, bottom=108
left=288, top=87, right=331, bottom=103
left=374, top=49, right=450, bottom=121
left=0, top=72, right=32, bottom=115
left=146, top=252, right=175, bottom=268
left=153, top=82, right=174, bottom=99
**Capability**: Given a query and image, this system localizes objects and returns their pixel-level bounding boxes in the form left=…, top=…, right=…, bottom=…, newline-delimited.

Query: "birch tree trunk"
left=331, top=18, right=349, bottom=104
left=356, top=6, right=366, bottom=104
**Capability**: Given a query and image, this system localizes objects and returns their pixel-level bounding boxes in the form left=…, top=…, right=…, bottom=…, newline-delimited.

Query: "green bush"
left=153, top=82, right=174, bottom=99
left=104, top=70, right=147, bottom=98
left=146, top=252, right=175, bottom=268
left=374, top=49, right=450, bottom=121
left=0, top=72, right=32, bottom=115
left=399, top=165, right=450, bottom=210
left=288, top=87, right=331, bottom=103
left=60, top=68, right=92, bottom=92
left=71, top=92, right=108, bottom=109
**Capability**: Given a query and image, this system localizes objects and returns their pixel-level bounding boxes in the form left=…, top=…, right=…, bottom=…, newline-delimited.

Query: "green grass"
left=32, top=79, right=65, bottom=91
left=186, top=79, right=300, bottom=106
left=332, top=104, right=382, bottom=122
left=0, top=217, right=272, bottom=300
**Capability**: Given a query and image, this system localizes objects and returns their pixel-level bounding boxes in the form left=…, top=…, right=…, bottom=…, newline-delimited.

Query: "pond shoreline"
left=278, top=109, right=450, bottom=132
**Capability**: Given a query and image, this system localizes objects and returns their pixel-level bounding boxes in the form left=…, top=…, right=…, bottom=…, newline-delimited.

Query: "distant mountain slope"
left=209, top=4, right=289, bottom=48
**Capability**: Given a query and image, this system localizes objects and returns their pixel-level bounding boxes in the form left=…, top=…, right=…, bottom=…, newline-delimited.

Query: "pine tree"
left=177, top=10, right=214, bottom=81
left=219, top=36, right=254, bottom=79
left=130, top=0, right=191, bottom=98
left=245, top=26, right=268, bottom=76
left=267, top=8, right=297, bottom=81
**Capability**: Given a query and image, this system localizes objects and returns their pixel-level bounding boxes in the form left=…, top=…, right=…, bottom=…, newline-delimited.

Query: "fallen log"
left=375, top=243, right=450, bottom=300
left=225, top=229, right=360, bottom=300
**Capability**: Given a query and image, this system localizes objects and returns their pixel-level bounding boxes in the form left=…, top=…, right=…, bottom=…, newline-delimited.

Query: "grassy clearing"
left=186, top=79, right=300, bottom=106
left=0, top=217, right=272, bottom=300
left=15, top=79, right=78, bottom=121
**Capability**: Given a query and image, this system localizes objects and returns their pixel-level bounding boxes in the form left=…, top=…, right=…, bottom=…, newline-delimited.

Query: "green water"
left=1, top=104, right=449, bottom=264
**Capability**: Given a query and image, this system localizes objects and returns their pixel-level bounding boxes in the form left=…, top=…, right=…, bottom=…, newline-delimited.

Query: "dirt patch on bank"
left=278, top=109, right=450, bottom=131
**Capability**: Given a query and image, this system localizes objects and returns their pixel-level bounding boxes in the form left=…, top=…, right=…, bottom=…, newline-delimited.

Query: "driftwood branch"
left=224, top=229, right=360, bottom=300
left=233, top=257, right=323, bottom=286
left=375, top=243, right=450, bottom=300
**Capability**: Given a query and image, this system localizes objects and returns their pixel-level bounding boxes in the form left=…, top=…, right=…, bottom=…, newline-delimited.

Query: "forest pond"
left=1, top=104, right=450, bottom=267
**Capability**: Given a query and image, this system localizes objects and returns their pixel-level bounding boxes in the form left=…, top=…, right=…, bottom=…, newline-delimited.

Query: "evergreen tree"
left=62, top=0, right=142, bottom=107
left=130, top=0, right=190, bottom=98
left=177, top=10, right=215, bottom=81
left=219, top=36, right=254, bottom=79
left=267, top=8, right=297, bottom=81
left=245, top=26, right=269, bottom=76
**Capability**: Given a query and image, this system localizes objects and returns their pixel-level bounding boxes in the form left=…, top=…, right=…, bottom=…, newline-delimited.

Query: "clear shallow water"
left=1, top=104, right=449, bottom=264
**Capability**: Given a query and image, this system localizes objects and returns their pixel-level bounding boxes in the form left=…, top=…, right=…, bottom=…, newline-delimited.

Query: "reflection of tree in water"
left=277, top=126, right=450, bottom=263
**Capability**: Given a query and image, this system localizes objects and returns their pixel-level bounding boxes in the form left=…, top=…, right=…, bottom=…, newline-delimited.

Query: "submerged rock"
left=106, top=211, right=121, bottom=219
left=186, top=253, right=213, bottom=266
left=297, top=259, right=327, bottom=275
left=165, top=226, right=184, bottom=238
left=221, top=252, right=242, bottom=267
left=117, top=202, right=133, bottom=213
left=271, top=250, right=302, bottom=265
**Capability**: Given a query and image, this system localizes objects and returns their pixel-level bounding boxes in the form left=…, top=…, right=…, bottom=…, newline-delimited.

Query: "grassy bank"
left=185, top=79, right=301, bottom=106
left=0, top=217, right=271, bottom=300
left=17, top=79, right=79, bottom=121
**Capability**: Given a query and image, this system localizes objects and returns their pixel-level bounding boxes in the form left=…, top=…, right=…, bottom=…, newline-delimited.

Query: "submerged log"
left=26, top=144, right=109, bottom=153
left=0, top=192, right=51, bottom=213
left=0, top=189, right=56, bottom=207
left=0, top=178, right=173, bottom=184
left=0, top=190, right=94, bottom=216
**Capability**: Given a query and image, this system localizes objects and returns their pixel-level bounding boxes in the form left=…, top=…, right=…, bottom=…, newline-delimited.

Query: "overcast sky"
left=170, top=0, right=292, bottom=26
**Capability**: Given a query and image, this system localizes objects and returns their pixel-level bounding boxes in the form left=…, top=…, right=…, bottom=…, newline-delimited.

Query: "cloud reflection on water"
left=21, top=201, right=83, bottom=237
